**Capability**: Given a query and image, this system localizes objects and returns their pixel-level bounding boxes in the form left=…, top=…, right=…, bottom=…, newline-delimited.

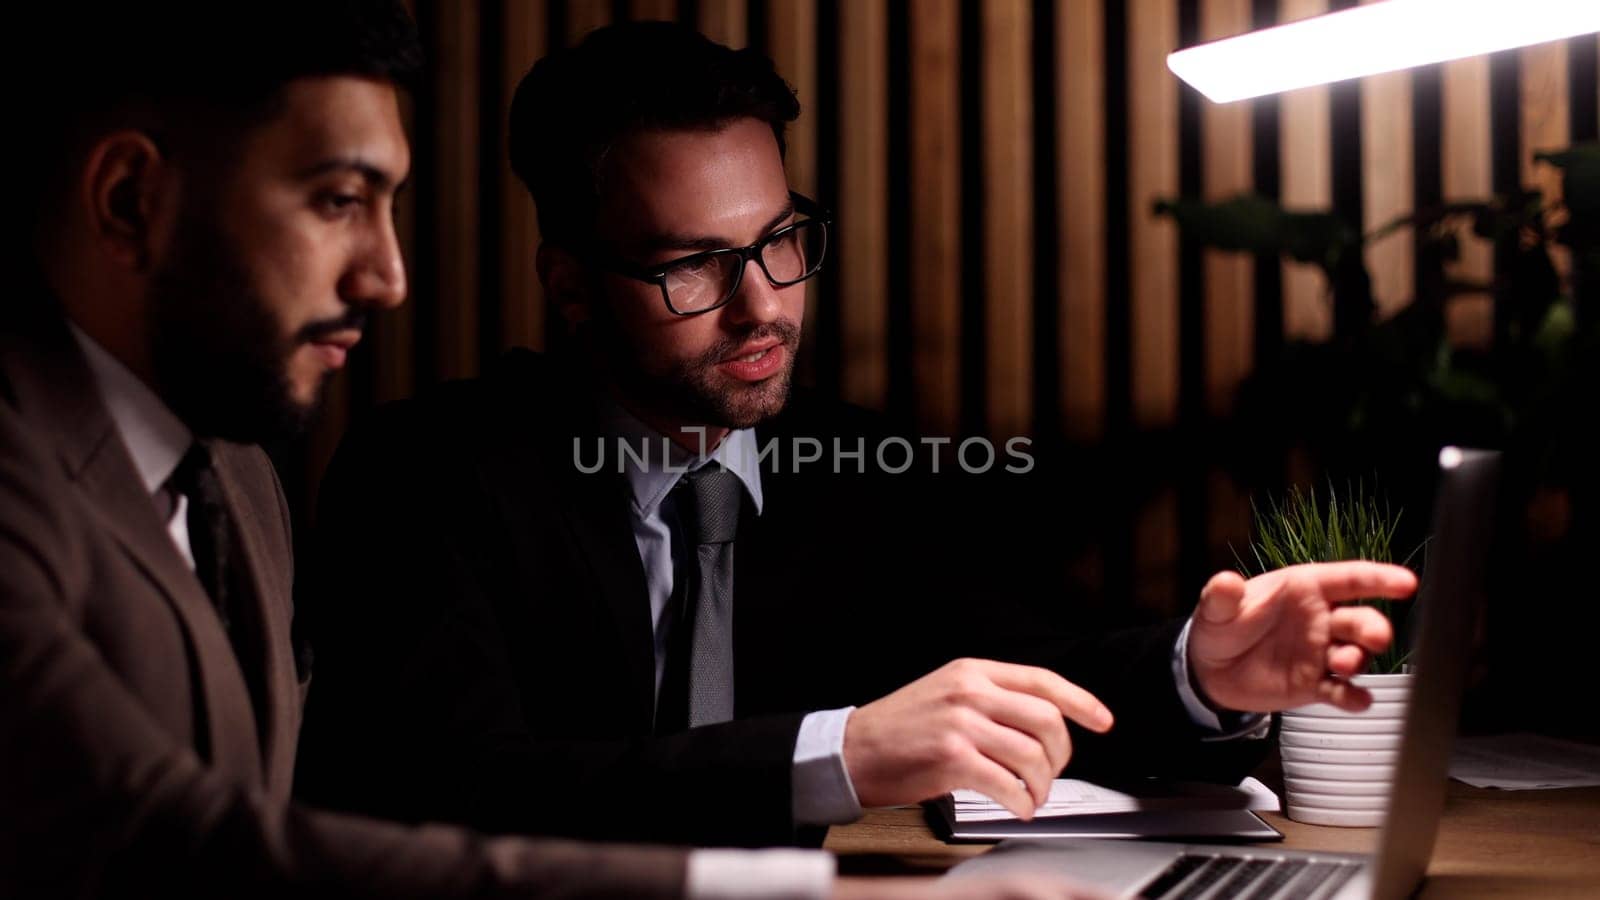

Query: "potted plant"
left=1238, top=482, right=1424, bottom=827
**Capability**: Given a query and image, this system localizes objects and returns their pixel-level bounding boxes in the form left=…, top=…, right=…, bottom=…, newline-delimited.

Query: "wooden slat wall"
left=1200, top=0, right=1253, bottom=416
left=1057, top=0, right=1105, bottom=440
left=764, top=0, right=820, bottom=386
left=498, top=1, right=547, bottom=353
left=765, top=0, right=818, bottom=197
left=1127, top=0, right=1181, bottom=430
left=1278, top=0, right=1333, bottom=342
left=1442, top=54, right=1494, bottom=349
left=982, top=0, right=1033, bottom=437
left=1523, top=40, right=1571, bottom=281
left=565, top=0, right=610, bottom=42
left=837, top=1, right=888, bottom=411
left=699, top=0, right=748, bottom=48
left=1361, top=0, right=1413, bottom=321
left=1523, top=41, right=1570, bottom=213
left=909, top=0, right=961, bottom=437
left=631, top=0, right=677, bottom=20
left=354, top=0, right=1587, bottom=439
left=293, top=0, right=1592, bottom=613
left=429, top=2, right=482, bottom=381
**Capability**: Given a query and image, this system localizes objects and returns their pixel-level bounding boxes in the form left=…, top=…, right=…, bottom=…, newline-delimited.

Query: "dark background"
left=272, top=0, right=1600, bottom=735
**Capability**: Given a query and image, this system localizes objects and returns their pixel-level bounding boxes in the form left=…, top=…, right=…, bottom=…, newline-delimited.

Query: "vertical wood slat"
left=1521, top=41, right=1570, bottom=204
left=629, top=0, right=677, bottom=20
left=566, top=0, right=610, bottom=42
left=500, top=0, right=548, bottom=352
left=1277, top=0, right=1331, bottom=342
left=838, top=1, right=889, bottom=410
left=982, top=0, right=1033, bottom=437
left=765, top=0, right=819, bottom=383
left=1442, top=55, right=1494, bottom=350
left=434, top=1, right=482, bottom=380
left=1522, top=40, right=1571, bottom=284
left=1199, top=0, right=1253, bottom=417
left=698, top=0, right=748, bottom=48
left=1127, top=0, right=1178, bottom=429
left=909, top=0, right=962, bottom=437
left=766, top=0, right=818, bottom=196
left=1058, top=0, right=1105, bottom=440
left=1361, top=65, right=1413, bottom=319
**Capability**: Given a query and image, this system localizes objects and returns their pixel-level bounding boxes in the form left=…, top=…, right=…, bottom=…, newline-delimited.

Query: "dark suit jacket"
left=0, top=300, right=686, bottom=899
left=297, top=349, right=1264, bottom=848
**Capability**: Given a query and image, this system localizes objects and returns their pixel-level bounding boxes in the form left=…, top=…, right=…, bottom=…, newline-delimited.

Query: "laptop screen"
left=1368, top=447, right=1500, bottom=900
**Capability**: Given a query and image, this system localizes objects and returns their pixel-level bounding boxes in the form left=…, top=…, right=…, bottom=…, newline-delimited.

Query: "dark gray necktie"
left=666, top=463, right=742, bottom=730
left=167, top=443, right=233, bottom=631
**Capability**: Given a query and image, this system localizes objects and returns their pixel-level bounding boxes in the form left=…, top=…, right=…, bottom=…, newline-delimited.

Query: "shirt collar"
left=599, top=401, right=764, bottom=519
left=68, top=322, right=192, bottom=496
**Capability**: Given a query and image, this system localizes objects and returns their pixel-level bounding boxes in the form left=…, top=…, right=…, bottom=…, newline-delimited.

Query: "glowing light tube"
left=1167, top=0, right=1600, bottom=104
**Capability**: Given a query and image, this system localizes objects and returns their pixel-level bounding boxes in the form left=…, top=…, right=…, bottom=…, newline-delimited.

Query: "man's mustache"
left=296, top=311, right=370, bottom=344
left=704, top=320, right=802, bottom=363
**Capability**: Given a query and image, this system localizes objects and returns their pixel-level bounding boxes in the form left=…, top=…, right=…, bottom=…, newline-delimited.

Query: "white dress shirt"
left=69, top=323, right=195, bottom=568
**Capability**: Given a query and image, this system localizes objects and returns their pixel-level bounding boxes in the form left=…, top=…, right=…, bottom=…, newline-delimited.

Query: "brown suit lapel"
left=0, top=301, right=266, bottom=785
left=211, top=447, right=300, bottom=798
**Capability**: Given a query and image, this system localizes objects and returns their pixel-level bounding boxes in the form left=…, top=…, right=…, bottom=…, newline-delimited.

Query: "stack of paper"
left=932, top=777, right=1282, bottom=843
left=1449, top=734, right=1600, bottom=790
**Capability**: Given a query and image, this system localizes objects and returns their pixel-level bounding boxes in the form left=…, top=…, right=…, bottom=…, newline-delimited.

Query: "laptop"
left=945, top=447, right=1500, bottom=900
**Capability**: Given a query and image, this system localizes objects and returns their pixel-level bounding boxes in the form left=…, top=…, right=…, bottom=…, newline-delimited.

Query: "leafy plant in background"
left=1155, top=142, right=1600, bottom=489
left=1236, top=483, right=1424, bottom=674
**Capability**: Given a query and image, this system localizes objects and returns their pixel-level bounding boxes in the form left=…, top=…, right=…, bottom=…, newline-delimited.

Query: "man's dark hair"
left=23, top=0, right=422, bottom=220
left=509, top=21, right=800, bottom=250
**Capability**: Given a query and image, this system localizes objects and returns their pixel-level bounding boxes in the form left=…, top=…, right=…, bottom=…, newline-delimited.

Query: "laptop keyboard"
left=1137, top=853, right=1360, bottom=899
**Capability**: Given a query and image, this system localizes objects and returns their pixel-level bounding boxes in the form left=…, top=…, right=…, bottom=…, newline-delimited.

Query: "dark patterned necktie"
left=168, top=443, right=233, bottom=631
left=656, top=463, right=742, bottom=733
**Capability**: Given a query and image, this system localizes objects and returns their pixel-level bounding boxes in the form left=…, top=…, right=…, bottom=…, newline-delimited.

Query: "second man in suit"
left=297, top=21, right=1417, bottom=850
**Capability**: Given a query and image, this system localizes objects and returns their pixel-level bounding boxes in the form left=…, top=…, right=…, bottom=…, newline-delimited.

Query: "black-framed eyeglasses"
left=586, top=192, right=831, bottom=317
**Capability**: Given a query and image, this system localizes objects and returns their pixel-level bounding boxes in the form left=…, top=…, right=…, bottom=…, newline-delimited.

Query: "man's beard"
left=147, top=211, right=328, bottom=444
left=589, top=304, right=802, bottom=432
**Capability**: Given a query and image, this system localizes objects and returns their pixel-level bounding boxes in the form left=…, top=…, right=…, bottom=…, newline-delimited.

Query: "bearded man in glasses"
left=296, top=20, right=1418, bottom=865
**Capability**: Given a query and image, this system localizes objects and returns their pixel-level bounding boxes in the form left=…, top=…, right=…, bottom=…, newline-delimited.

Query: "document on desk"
left=930, top=777, right=1283, bottom=843
left=1449, top=733, right=1600, bottom=790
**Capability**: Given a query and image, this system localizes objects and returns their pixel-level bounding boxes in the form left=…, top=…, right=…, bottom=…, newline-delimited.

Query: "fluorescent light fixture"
left=1167, top=0, right=1600, bottom=103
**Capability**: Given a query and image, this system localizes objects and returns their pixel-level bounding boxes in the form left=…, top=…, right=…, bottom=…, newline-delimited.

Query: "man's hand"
left=833, top=874, right=1109, bottom=900
left=842, top=659, right=1113, bottom=820
left=1188, top=561, right=1419, bottom=714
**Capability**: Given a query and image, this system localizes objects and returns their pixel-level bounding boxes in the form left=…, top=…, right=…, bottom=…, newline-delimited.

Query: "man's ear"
left=80, top=131, right=173, bottom=273
left=536, top=243, right=592, bottom=332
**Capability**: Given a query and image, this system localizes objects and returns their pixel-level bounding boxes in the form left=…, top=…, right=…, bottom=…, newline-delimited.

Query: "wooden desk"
left=825, top=782, right=1600, bottom=897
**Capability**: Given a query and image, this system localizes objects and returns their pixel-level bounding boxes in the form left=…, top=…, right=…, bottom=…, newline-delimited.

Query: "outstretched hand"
left=1187, top=561, right=1418, bottom=714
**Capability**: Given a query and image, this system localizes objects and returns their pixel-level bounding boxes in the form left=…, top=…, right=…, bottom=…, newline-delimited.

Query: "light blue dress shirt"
left=600, top=404, right=1264, bottom=829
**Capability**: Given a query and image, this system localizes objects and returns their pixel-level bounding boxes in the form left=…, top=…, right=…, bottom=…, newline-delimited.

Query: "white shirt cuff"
left=1174, top=617, right=1271, bottom=741
left=791, top=707, right=863, bottom=826
left=687, top=848, right=836, bottom=900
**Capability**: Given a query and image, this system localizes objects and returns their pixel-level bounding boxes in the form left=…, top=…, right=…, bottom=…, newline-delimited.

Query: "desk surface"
left=824, top=781, right=1600, bottom=898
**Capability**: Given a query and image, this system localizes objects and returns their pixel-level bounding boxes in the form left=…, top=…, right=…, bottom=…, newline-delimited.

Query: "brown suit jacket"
left=0, top=297, right=687, bottom=899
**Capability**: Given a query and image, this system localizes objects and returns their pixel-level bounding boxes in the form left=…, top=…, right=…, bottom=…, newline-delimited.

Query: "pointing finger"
left=1294, top=562, right=1419, bottom=605
left=982, top=662, right=1114, bottom=734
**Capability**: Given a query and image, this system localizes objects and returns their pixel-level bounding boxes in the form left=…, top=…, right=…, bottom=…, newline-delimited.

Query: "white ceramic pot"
left=1279, top=672, right=1414, bottom=827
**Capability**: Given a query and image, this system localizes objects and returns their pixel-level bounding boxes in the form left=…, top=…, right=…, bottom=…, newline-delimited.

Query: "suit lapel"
left=553, top=457, right=658, bottom=723
left=488, top=356, right=659, bottom=725
left=0, top=301, right=264, bottom=784
left=212, top=447, right=299, bottom=797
